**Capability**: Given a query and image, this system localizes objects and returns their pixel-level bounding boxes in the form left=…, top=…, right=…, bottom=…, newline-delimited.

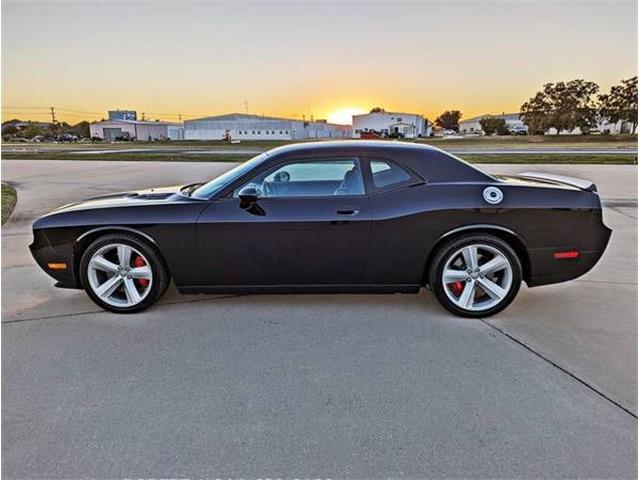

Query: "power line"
left=57, top=108, right=103, bottom=115
left=1, top=105, right=50, bottom=110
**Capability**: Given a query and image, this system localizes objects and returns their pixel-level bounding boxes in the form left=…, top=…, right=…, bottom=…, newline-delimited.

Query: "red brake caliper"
left=450, top=281, right=464, bottom=296
left=133, top=255, right=149, bottom=288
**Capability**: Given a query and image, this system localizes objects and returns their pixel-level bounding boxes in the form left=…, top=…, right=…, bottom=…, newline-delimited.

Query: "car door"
left=362, top=157, right=428, bottom=286
left=195, top=156, right=371, bottom=287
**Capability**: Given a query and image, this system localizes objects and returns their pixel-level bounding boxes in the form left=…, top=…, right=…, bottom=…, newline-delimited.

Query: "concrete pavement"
left=2, top=159, right=637, bottom=478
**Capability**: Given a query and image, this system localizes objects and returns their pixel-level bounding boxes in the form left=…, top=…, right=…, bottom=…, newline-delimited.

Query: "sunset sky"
left=2, top=0, right=637, bottom=125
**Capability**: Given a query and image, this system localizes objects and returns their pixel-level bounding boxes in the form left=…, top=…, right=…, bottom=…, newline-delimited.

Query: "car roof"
left=265, top=140, right=437, bottom=157
left=264, top=140, right=494, bottom=183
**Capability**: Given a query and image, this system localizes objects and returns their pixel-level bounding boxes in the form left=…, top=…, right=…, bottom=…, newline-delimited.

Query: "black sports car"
left=30, top=141, right=611, bottom=317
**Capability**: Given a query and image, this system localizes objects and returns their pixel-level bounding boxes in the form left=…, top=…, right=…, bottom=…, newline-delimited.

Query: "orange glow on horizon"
left=1, top=2, right=635, bottom=126
left=326, top=107, right=367, bottom=125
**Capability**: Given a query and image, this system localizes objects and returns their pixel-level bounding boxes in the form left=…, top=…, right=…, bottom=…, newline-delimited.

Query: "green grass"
left=457, top=154, right=637, bottom=165
left=417, top=134, right=637, bottom=149
left=2, top=134, right=637, bottom=151
left=3, top=150, right=635, bottom=164
left=2, top=183, right=17, bottom=225
left=1, top=152, right=255, bottom=162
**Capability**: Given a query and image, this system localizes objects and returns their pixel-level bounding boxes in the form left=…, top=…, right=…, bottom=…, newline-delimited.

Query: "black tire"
left=79, top=233, right=170, bottom=313
left=428, top=234, right=522, bottom=318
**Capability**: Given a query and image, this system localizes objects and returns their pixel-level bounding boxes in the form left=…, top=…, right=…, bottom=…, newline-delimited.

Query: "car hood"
left=44, top=184, right=198, bottom=216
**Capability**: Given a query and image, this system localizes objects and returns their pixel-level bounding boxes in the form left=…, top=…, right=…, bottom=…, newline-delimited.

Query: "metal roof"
left=185, top=113, right=298, bottom=123
left=352, top=111, right=423, bottom=118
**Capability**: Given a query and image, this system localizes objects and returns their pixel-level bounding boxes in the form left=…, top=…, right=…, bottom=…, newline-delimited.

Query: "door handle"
left=336, top=208, right=358, bottom=215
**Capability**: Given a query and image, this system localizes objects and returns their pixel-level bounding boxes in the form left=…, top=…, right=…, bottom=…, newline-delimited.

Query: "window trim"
left=362, top=156, right=425, bottom=195
left=223, top=156, right=368, bottom=200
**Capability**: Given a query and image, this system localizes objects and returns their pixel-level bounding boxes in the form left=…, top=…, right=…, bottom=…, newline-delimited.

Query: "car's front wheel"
left=79, top=233, right=170, bottom=313
left=429, top=234, right=522, bottom=318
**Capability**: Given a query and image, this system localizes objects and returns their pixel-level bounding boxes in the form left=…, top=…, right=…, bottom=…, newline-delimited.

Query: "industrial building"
left=89, top=119, right=184, bottom=141
left=459, top=113, right=527, bottom=135
left=546, top=119, right=633, bottom=135
left=184, top=113, right=351, bottom=141
left=352, top=111, right=429, bottom=139
left=460, top=112, right=633, bottom=135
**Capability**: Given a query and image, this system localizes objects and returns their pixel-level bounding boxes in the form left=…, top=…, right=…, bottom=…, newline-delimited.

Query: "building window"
left=280, top=130, right=283, bottom=134
left=252, top=130, right=255, bottom=134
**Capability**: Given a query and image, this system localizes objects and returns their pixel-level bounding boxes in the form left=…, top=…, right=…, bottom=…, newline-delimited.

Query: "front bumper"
left=30, top=229, right=80, bottom=289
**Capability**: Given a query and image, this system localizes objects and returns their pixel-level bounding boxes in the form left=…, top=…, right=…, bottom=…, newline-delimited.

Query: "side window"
left=370, top=159, right=413, bottom=189
left=235, top=158, right=364, bottom=197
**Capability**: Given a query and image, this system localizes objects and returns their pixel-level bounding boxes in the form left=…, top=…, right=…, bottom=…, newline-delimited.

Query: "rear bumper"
left=527, top=214, right=612, bottom=287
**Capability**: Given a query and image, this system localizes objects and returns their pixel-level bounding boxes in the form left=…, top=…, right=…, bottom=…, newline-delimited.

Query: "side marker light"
left=554, top=251, right=580, bottom=260
left=47, top=263, right=68, bottom=270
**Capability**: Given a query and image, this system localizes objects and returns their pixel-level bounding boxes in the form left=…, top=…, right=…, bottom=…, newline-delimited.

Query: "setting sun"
left=326, top=107, right=367, bottom=125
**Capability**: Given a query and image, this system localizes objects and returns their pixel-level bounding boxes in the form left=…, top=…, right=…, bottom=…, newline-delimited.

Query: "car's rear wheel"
left=79, top=233, right=169, bottom=313
left=429, top=234, right=522, bottom=318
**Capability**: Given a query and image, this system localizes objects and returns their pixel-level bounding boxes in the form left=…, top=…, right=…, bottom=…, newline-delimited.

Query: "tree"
left=479, top=116, right=508, bottom=135
left=520, top=79, right=599, bottom=135
left=599, top=76, right=638, bottom=134
left=435, top=110, right=462, bottom=131
left=70, top=121, right=90, bottom=138
left=369, top=107, right=386, bottom=113
left=19, top=122, right=46, bottom=139
left=1, top=124, right=18, bottom=136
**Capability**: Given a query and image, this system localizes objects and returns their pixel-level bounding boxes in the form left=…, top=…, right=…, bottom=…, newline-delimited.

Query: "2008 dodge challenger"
left=30, top=141, right=611, bottom=317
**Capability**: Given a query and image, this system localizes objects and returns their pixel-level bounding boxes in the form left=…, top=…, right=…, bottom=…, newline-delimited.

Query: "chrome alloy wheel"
left=441, top=244, right=513, bottom=312
left=87, top=243, right=153, bottom=308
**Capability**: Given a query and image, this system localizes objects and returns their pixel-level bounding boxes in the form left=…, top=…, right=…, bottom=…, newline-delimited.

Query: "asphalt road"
left=2, top=160, right=637, bottom=478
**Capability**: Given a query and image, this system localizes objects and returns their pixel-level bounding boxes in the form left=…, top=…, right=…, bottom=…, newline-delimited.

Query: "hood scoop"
left=126, top=192, right=174, bottom=200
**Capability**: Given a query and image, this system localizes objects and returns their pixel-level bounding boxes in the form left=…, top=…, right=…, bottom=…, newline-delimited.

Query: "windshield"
left=191, top=153, right=269, bottom=199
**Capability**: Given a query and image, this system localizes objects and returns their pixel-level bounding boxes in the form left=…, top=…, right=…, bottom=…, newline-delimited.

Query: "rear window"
left=371, top=159, right=413, bottom=189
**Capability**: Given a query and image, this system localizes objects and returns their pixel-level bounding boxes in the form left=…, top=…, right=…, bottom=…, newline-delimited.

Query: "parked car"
left=57, top=133, right=78, bottom=142
left=30, top=141, right=611, bottom=317
left=386, top=131, right=405, bottom=139
left=509, top=126, right=528, bottom=135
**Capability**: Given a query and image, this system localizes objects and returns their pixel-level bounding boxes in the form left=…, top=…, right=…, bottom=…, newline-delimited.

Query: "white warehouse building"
left=352, top=111, right=429, bottom=139
left=460, top=112, right=633, bottom=135
left=90, top=119, right=184, bottom=141
left=184, top=113, right=351, bottom=141
left=459, top=113, right=527, bottom=135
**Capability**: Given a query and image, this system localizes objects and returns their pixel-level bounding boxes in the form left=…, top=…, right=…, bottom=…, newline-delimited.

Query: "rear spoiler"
left=517, top=171, right=598, bottom=192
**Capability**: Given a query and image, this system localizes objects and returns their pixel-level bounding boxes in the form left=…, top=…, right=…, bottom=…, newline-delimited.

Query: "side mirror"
left=238, top=185, right=259, bottom=209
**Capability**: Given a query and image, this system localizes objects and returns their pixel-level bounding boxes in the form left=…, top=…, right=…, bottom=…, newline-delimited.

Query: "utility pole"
left=178, top=114, right=182, bottom=123
left=49, top=106, right=57, bottom=124
left=244, top=100, right=248, bottom=114
left=141, top=112, right=146, bottom=121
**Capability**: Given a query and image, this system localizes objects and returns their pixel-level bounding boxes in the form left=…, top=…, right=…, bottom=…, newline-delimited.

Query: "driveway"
left=2, top=160, right=637, bottom=478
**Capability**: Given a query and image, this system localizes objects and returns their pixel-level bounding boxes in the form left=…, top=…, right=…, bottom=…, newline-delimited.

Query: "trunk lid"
left=514, top=171, right=598, bottom=192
